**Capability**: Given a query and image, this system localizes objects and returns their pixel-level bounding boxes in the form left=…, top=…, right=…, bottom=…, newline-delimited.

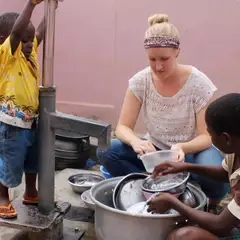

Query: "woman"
left=97, top=13, right=229, bottom=212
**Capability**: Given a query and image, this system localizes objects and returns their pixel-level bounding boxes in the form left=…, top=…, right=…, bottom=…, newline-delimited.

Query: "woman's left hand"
left=171, top=144, right=185, bottom=162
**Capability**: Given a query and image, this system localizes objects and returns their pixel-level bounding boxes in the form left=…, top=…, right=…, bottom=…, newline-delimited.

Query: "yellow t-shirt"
left=0, top=36, right=39, bottom=129
left=222, top=154, right=240, bottom=220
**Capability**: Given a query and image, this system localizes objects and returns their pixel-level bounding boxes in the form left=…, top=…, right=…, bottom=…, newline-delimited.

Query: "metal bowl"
left=68, top=173, right=104, bottom=194
left=141, top=172, right=190, bottom=198
left=81, top=189, right=95, bottom=210
left=113, top=173, right=148, bottom=211
left=179, top=187, right=197, bottom=208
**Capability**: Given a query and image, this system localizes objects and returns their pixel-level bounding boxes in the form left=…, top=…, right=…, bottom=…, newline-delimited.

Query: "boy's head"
left=206, top=93, right=240, bottom=154
left=0, top=12, right=35, bottom=59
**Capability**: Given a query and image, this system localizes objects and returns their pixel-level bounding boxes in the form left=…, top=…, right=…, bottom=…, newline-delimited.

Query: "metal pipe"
left=38, top=88, right=56, bottom=214
left=38, top=0, right=111, bottom=216
left=38, top=0, right=57, bottom=214
left=42, top=0, right=57, bottom=87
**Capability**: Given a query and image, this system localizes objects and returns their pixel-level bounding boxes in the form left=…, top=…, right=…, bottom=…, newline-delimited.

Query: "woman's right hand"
left=152, top=161, right=187, bottom=179
left=130, top=139, right=156, bottom=155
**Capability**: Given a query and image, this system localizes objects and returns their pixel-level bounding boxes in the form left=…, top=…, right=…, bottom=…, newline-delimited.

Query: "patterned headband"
left=144, top=36, right=180, bottom=49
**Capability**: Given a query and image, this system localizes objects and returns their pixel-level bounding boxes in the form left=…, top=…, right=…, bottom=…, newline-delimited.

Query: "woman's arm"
left=115, top=88, right=142, bottom=145
left=116, top=87, right=156, bottom=155
left=177, top=96, right=215, bottom=154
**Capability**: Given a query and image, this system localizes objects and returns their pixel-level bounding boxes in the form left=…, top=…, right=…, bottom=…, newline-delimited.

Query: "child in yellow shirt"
left=0, top=0, right=46, bottom=218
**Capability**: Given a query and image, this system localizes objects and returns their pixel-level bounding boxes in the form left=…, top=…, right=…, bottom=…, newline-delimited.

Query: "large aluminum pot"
left=90, top=177, right=207, bottom=240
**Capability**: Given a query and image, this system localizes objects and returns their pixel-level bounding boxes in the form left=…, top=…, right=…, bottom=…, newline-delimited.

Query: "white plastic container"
left=140, top=150, right=178, bottom=173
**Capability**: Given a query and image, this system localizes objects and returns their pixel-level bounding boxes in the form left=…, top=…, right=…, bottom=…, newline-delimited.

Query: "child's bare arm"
left=172, top=198, right=237, bottom=236
left=148, top=193, right=239, bottom=237
left=36, top=1, right=58, bottom=46
left=153, top=162, right=229, bottom=182
left=35, top=17, right=44, bottom=46
left=10, top=0, right=43, bottom=54
left=185, top=163, right=229, bottom=182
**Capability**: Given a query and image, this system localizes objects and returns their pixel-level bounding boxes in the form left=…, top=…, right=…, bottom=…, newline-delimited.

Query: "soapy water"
left=126, top=202, right=178, bottom=215
left=75, top=180, right=96, bottom=186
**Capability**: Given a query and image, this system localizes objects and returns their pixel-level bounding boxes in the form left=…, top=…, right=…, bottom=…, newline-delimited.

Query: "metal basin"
left=81, top=189, right=95, bottom=210
left=68, top=173, right=104, bottom=194
left=90, top=177, right=207, bottom=240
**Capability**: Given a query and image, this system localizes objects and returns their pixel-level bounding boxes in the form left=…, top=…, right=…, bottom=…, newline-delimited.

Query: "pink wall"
left=0, top=1, right=24, bottom=11
left=3, top=0, right=240, bottom=131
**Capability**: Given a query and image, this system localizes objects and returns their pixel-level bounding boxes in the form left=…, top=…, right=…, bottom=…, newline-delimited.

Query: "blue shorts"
left=0, top=122, right=38, bottom=188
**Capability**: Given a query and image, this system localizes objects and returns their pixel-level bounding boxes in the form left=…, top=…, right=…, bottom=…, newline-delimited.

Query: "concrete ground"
left=0, top=164, right=232, bottom=240
left=0, top=135, right=106, bottom=240
left=0, top=168, right=100, bottom=240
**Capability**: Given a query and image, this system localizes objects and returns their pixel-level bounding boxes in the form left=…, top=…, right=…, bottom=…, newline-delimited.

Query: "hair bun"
left=148, top=14, right=169, bottom=26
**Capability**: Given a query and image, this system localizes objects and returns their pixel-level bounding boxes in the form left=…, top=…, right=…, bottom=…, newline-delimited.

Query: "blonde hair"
left=145, top=14, right=179, bottom=40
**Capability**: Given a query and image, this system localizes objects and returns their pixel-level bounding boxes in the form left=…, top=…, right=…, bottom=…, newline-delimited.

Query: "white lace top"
left=129, top=66, right=217, bottom=149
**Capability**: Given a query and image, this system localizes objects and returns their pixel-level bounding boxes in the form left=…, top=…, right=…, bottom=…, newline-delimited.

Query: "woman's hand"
left=147, top=193, right=176, bottom=214
left=171, top=144, right=185, bottom=162
left=152, top=161, right=187, bottom=179
left=130, top=139, right=156, bottom=155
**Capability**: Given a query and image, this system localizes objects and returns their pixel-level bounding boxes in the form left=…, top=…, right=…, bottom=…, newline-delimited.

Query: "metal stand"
left=0, top=0, right=111, bottom=239
left=38, top=87, right=111, bottom=216
left=28, top=219, right=64, bottom=240
left=38, top=87, right=56, bottom=214
left=35, top=0, right=111, bottom=238
left=38, top=0, right=111, bottom=217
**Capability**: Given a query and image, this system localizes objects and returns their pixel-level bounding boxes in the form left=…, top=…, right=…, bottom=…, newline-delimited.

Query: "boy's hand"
left=31, top=0, right=44, bottom=5
left=147, top=193, right=175, bottom=213
left=152, top=161, right=187, bottom=179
